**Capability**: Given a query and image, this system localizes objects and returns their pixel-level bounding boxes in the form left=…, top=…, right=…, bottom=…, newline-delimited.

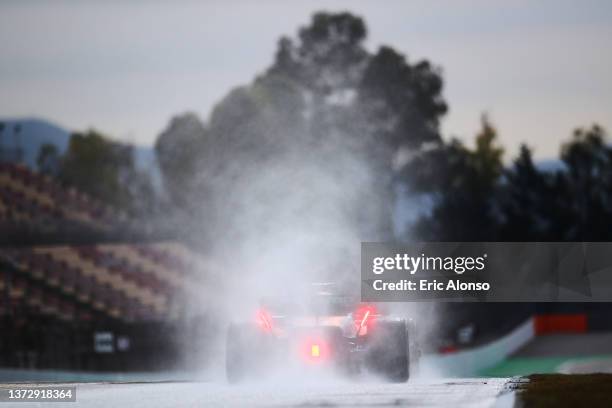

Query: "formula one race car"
left=225, top=284, right=419, bottom=383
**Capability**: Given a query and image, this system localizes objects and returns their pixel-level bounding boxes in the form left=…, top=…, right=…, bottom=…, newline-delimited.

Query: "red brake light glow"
left=354, top=304, right=377, bottom=336
left=256, top=308, right=273, bottom=332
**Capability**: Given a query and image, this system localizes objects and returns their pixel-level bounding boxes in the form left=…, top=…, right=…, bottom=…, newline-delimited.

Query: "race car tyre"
left=365, top=320, right=409, bottom=382
left=226, top=323, right=276, bottom=383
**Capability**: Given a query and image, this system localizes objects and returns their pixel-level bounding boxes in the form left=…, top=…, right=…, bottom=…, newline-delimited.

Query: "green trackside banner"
left=361, top=242, right=612, bottom=302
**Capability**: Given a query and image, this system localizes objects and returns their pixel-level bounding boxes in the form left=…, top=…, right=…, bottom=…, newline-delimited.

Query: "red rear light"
left=299, top=337, right=330, bottom=363
left=256, top=308, right=273, bottom=332
left=354, top=304, right=377, bottom=336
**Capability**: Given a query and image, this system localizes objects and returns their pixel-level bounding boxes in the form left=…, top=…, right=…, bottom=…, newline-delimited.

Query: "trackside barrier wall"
left=421, top=318, right=535, bottom=377
left=534, top=314, right=587, bottom=334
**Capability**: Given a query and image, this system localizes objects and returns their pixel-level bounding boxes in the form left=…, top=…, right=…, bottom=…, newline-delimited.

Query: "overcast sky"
left=1, top=0, right=611, bottom=159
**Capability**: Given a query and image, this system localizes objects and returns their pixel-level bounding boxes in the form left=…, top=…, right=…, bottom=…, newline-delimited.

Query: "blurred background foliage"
left=16, top=11, right=611, bottom=244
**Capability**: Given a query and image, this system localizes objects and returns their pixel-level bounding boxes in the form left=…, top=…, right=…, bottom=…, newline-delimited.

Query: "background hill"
left=0, top=118, right=70, bottom=168
left=0, top=117, right=163, bottom=192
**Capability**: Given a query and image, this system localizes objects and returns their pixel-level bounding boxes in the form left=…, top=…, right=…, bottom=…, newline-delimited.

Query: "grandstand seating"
left=0, top=163, right=122, bottom=229
left=0, top=241, right=203, bottom=323
left=0, top=162, right=210, bottom=326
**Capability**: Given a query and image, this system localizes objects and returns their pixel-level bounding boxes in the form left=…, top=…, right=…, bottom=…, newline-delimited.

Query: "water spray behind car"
left=160, top=61, right=440, bottom=381
left=174, top=122, right=429, bottom=382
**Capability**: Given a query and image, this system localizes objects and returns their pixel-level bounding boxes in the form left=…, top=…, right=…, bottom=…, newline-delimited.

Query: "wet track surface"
left=38, top=378, right=510, bottom=407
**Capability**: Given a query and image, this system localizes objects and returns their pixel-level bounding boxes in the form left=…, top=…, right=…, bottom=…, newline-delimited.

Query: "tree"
left=559, top=125, right=612, bottom=240
left=155, top=113, right=208, bottom=209
left=358, top=47, right=447, bottom=151
left=416, top=122, right=612, bottom=242
left=500, top=124, right=612, bottom=241
left=36, top=143, right=60, bottom=176
left=410, top=116, right=504, bottom=241
left=58, top=130, right=151, bottom=213
left=156, top=12, right=448, bottom=246
left=497, top=145, right=567, bottom=240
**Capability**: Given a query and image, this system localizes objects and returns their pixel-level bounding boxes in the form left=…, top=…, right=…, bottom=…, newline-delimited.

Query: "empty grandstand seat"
left=59, top=265, right=77, bottom=293
left=91, top=285, right=109, bottom=311
left=24, top=253, right=47, bottom=280
left=46, top=263, right=61, bottom=286
left=77, top=309, right=93, bottom=321
left=59, top=299, right=75, bottom=320
left=75, top=274, right=94, bottom=302
left=41, top=292, right=60, bottom=314
left=28, top=286, right=43, bottom=307
left=96, top=285, right=122, bottom=318
left=9, top=275, right=27, bottom=299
